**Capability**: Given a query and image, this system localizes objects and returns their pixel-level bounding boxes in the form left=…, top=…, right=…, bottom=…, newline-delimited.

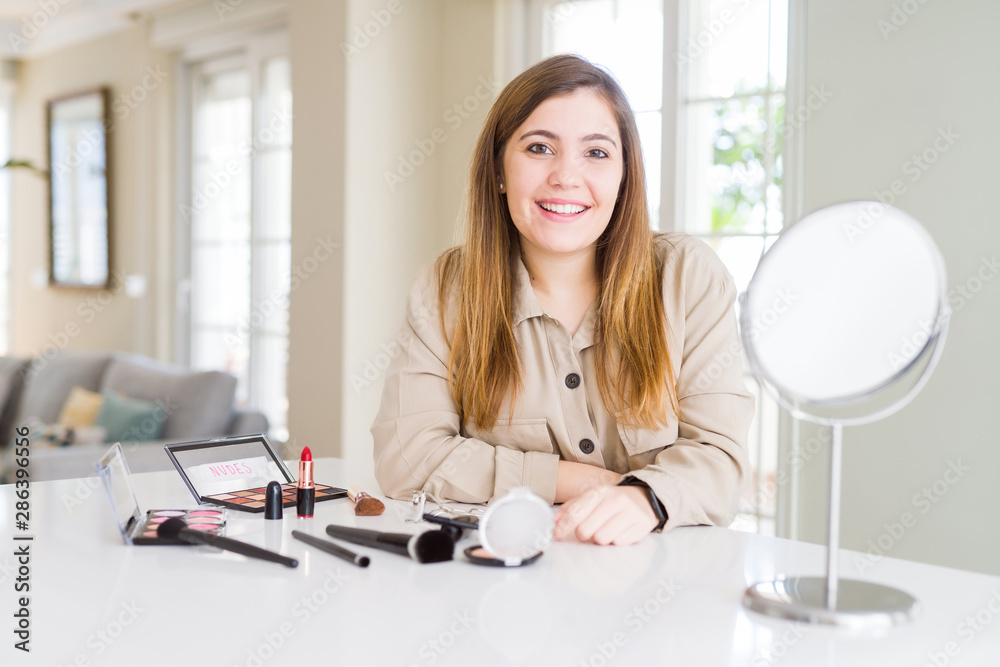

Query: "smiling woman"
left=371, top=54, right=755, bottom=547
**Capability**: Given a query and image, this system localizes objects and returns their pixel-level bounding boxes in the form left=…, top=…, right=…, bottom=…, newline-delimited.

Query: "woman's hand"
left=554, top=460, right=622, bottom=503
left=553, top=484, right=658, bottom=546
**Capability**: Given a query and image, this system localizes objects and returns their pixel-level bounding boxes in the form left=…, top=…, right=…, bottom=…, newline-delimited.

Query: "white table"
left=2, top=457, right=999, bottom=666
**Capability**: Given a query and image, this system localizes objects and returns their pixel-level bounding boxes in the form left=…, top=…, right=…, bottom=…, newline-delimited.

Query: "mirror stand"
left=743, top=306, right=950, bottom=629
left=744, top=424, right=920, bottom=627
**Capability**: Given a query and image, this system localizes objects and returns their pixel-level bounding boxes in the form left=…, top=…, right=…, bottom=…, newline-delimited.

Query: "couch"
left=0, top=350, right=269, bottom=481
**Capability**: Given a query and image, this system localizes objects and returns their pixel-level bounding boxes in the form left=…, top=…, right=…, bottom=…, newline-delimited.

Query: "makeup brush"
left=158, top=518, right=298, bottom=568
left=325, top=524, right=453, bottom=563
left=347, top=486, right=385, bottom=516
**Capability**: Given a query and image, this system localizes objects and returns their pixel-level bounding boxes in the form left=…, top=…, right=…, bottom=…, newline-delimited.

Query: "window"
left=678, top=0, right=787, bottom=536
left=539, top=0, right=789, bottom=535
left=539, top=0, right=664, bottom=227
left=179, top=35, right=292, bottom=441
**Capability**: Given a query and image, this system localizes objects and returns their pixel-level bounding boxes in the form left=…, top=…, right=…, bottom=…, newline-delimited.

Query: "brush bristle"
left=354, top=496, right=385, bottom=516
left=156, top=517, right=186, bottom=539
left=413, top=530, right=454, bottom=563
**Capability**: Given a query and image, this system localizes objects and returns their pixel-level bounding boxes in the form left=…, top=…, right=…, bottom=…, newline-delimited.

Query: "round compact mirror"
left=465, top=487, right=554, bottom=567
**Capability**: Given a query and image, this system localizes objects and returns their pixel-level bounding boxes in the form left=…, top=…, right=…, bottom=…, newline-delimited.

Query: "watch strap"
left=617, top=476, right=668, bottom=532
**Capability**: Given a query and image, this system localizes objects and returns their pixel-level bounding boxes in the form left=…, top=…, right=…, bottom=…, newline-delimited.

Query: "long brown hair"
left=439, top=54, right=679, bottom=431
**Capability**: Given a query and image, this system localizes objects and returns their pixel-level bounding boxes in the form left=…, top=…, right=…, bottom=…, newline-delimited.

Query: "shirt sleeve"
left=370, top=263, right=561, bottom=504
left=623, top=238, right=755, bottom=531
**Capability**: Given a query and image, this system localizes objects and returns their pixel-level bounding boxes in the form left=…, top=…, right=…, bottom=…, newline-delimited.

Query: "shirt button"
left=565, top=373, right=581, bottom=389
left=579, top=439, right=595, bottom=454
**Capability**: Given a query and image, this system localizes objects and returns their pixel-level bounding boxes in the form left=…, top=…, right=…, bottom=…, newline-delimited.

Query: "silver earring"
left=499, top=182, right=505, bottom=193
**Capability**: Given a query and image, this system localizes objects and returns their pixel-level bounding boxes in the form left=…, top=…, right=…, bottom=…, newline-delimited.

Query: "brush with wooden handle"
left=347, top=486, right=386, bottom=516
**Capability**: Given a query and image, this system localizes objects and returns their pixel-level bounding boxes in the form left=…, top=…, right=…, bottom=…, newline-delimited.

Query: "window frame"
left=175, top=28, right=291, bottom=438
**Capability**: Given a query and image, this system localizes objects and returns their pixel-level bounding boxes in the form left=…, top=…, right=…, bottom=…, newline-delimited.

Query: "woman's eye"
left=527, top=143, right=552, bottom=155
left=586, top=148, right=610, bottom=159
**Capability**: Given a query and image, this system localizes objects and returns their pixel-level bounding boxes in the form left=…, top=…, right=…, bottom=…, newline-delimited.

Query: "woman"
left=372, top=54, right=755, bottom=546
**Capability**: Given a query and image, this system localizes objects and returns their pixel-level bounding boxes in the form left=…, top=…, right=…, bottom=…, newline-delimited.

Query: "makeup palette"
left=96, top=443, right=228, bottom=546
left=200, top=483, right=341, bottom=512
left=131, top=508, right=227, bottom=545
left=164, top=434, right=347, bottom=514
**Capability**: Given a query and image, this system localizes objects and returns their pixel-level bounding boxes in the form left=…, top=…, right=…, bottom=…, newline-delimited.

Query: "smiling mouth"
left=537, top=201, right=590, bottom=215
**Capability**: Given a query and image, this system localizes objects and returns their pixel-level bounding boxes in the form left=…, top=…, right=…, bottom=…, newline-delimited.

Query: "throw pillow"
left=57, top=387, right=105, bottom=428
left=95, top=392, right=166, bottom=442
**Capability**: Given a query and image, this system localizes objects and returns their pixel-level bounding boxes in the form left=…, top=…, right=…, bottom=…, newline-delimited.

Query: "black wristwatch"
left=618, top=476, right=668, bottom=532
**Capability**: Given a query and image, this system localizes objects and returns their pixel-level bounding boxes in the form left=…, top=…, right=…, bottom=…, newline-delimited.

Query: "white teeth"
left=539, top=202, right=587, bottom=215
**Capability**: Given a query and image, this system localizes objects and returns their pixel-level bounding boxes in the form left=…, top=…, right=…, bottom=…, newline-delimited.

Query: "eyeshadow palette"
left=164, top=434, right=347, bottom=514
left=96, top=443, right=229, bottom=546
left=132, top=508, right=227, bottom=545
left=201, top=483, right=342, bottom=513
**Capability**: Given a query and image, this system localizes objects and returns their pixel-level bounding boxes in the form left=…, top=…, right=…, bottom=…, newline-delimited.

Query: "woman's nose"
left=547, top=153, right=582, bottom=189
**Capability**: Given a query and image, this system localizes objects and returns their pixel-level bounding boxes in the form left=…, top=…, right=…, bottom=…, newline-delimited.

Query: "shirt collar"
left=513, top=253, right=597, bottom=351
left=513, top=253, right=544, bottom=325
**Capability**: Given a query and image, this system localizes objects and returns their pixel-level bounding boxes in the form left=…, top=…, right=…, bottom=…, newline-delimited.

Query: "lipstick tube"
left=297, top=447, right=315, bottom=518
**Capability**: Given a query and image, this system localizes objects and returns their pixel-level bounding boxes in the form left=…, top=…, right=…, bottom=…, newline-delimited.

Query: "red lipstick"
left=297, top=447, right=315, bottom=518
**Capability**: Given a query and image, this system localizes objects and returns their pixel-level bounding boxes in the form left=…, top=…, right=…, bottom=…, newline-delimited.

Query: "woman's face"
left=501, top=88, right=624, bottom=258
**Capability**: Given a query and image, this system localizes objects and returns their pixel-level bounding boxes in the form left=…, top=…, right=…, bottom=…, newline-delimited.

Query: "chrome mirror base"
left=743, top=576, right=920, bottom=629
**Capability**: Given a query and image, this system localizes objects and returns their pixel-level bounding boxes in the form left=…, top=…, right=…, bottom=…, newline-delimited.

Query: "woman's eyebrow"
left=581, top=133, right=617, bottom=148
left=517, top=129, right=619, bottom=148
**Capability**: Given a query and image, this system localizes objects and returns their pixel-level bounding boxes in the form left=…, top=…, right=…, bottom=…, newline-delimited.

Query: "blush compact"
left=163, top=434, right=346, bottom=513
left=96, top=443, right=228, bottom=545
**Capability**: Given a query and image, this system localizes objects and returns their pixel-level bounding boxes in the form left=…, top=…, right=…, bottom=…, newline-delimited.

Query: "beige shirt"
left=371, top=232, right=755, bottom=531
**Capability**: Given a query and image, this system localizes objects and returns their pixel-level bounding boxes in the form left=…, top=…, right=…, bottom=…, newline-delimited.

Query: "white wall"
left=8, top=24, right=172, bottom=359
left=790, top=0, right=1000, bottom=575
left=338, top=0, right=497, bottom=462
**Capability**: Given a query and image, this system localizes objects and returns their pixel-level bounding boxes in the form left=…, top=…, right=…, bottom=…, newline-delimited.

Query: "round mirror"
left=740, top=201, right=949, bottom=627
left=741, top=201, right=948, bottom=414
left=478, top=487, right=553, bottom=566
